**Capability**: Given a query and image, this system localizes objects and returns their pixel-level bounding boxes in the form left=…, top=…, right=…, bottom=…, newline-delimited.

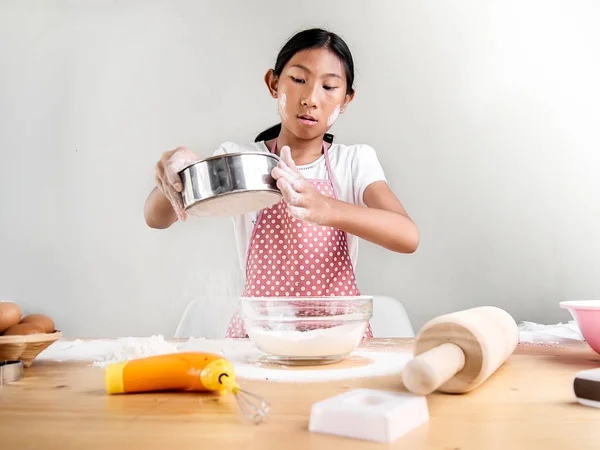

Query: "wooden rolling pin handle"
left=402, top=343, right=466, bottom=395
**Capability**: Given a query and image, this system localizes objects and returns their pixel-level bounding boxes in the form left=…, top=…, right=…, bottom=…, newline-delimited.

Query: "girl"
left=144, top=28, right=419, bottom=339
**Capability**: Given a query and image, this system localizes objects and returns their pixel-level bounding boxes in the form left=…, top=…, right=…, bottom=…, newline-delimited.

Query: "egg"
left=0, top=302, right=22, bottom=334
left=20, top=314, right=55, bottom=333
left=3, top=322, right=45, bottom=336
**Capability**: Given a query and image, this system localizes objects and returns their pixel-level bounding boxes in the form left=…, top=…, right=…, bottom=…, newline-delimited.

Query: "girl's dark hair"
left=255, top=28, right=355, bottom=144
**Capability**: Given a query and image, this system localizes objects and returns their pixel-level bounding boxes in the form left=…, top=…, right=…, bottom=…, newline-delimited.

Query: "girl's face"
left=266, top=48, right=354, bottom=140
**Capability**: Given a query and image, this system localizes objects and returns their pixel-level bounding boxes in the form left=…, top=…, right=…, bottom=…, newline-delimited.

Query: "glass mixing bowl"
left=239, top=295, right=373, bottom=365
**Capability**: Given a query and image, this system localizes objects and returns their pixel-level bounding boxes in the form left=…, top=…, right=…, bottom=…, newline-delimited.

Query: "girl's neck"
left=267, top=126, right=329, bottom=166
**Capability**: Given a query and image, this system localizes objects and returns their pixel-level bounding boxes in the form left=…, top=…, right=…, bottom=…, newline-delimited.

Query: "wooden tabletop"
left=1, top=338, right=599, bottom=450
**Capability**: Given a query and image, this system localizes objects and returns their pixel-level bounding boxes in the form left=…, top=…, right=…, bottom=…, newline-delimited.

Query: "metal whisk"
left=233, top=388, right=271, bottom=424
left=219, top=374, right=270, bottom=424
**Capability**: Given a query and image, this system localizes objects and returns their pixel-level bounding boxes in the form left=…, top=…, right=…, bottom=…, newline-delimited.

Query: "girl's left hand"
left=271, top=146, right=333, bottom=225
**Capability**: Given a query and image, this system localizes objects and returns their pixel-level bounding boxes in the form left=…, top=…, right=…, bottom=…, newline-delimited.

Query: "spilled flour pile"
left=92, top=336, right=179, bottom=367
left=35, top=336, right=179, bottom=367
left=518, top=320, right=583, bottom=344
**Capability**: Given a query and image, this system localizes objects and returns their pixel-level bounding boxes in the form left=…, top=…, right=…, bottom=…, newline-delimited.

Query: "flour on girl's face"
left=327, top=104, right=341, bottom=127
left=278, top=93, right=288, bottom=120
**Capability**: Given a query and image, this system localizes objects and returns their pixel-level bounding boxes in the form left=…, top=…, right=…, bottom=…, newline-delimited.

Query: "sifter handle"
left=402, top=343, right=466, bottom=395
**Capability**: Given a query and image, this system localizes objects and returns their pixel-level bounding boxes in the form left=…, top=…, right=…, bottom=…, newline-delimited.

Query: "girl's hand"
left=155, top=146, right=199, bottom=222
left=271, top=146, right=333, bottom=225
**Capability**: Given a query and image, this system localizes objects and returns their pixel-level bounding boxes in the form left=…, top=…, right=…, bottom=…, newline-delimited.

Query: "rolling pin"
left=402, top=306, right=519, bottom=395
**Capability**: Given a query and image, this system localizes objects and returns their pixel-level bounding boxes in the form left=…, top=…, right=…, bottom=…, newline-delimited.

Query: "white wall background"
left=1, top=0, right=599, bottom=338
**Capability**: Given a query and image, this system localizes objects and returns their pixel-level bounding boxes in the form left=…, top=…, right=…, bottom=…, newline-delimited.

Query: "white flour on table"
left=518, top=320, right=583, bottom=344
left=233, top=349, right=410, bottom=382
left=92, top=336, right=179, bottom=367
left=35, top=319, right=586, bottom=382
left=36, top=335, right=410, bottom=382
left=35, top=335, right=179, bottom=367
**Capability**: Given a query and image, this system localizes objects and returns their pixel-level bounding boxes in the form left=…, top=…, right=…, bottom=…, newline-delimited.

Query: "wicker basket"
left=0, top=331, right=62, bottom=367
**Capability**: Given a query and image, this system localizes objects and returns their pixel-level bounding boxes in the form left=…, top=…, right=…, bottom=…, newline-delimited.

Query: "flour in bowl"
left=247, top=322, right=367, bottom=358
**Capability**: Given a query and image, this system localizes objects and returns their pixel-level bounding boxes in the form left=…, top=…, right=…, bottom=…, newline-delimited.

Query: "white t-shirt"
left=213, top=141, right=387, bottom=277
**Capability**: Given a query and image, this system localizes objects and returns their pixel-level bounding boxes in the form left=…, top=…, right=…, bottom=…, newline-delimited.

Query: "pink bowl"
left=560, top=300, right=600, bottom=354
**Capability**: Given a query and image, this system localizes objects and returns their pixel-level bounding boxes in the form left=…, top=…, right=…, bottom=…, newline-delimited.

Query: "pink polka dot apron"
left=226, top=140, right=373, bottom=340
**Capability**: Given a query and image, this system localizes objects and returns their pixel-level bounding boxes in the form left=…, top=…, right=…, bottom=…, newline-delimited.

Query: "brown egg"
left=0, top=302, right=22, bottom=334
left=3, top=322, right=45, bottom=336
left=20, top=314, right=55, bottom=333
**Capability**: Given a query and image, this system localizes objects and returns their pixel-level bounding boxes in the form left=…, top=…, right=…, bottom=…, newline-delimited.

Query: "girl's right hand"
left=155, top=146, right=199, bottom=222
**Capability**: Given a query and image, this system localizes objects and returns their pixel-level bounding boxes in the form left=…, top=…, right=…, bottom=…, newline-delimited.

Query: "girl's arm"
left=144, top=187, right=178, bottom=229
left=144, top=146, right=200, bottom=228
left=272, top=146, right=419, bottom=254
left=326, top=181, right=419, bottom=253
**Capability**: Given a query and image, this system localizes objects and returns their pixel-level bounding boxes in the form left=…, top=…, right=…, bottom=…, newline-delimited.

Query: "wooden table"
left=1, top=339, right=599, bottom=449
